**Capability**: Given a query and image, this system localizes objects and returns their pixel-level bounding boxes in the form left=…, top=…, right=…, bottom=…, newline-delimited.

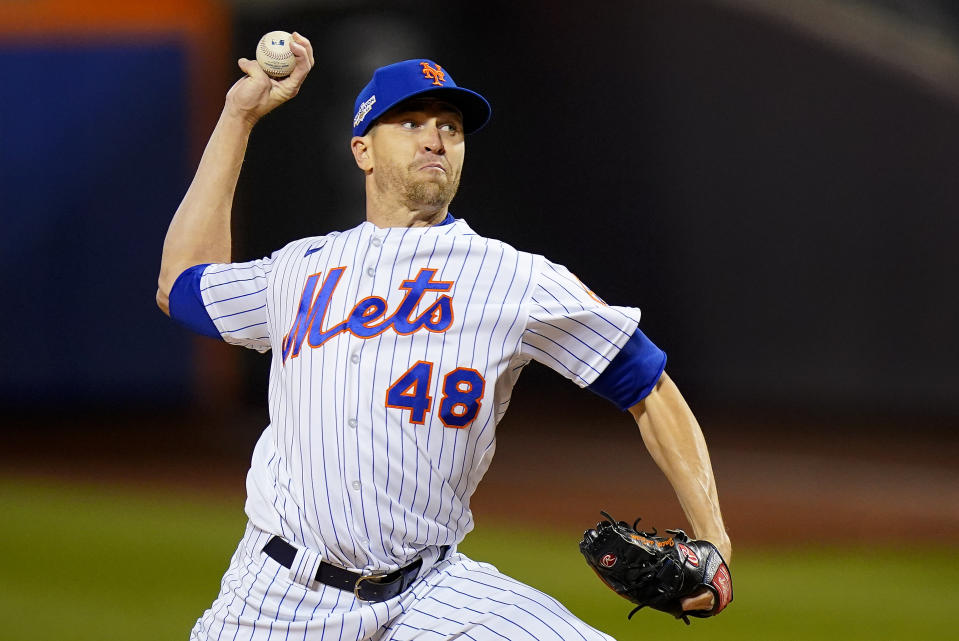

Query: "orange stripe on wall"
left=0, top=0, right=226, bottom=35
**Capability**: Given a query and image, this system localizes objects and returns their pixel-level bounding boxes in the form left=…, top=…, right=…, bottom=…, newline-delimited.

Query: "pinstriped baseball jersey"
left=196, top=217, right=643, bottom=574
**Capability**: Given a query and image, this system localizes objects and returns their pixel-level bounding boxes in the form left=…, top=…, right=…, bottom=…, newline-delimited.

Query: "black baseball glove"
left=579, top=511, right=732, bottom=624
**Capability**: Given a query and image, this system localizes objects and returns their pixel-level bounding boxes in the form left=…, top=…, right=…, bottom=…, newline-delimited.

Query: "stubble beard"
left=404, top=175, right=459, bottom=210
left=379, top=161, right=461, bottom=211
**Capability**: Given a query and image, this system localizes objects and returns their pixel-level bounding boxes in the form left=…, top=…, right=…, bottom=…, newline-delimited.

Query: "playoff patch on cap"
left=352, top=59, right=491, bottom=137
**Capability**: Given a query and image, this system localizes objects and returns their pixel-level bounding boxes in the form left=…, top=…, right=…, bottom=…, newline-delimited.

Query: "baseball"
left=256, top=30, right=296, bottom=78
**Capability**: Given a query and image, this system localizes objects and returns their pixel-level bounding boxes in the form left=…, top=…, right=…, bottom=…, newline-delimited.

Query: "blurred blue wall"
left=1, top=41, right=193, bottom=406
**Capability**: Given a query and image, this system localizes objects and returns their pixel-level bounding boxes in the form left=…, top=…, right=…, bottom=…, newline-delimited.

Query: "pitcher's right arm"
left=156, top=32, right=314, bottom=315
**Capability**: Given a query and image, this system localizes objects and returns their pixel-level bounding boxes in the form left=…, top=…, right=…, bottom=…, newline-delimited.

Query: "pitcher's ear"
left=351, top=136, right=372, bottom=172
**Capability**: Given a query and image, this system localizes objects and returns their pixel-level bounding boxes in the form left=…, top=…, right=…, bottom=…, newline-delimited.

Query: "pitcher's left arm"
left=629, top=371, right=731, bottom=610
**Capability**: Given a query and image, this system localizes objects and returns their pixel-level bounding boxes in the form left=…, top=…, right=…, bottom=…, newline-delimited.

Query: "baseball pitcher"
left=156, top=33, right=731, bottom=640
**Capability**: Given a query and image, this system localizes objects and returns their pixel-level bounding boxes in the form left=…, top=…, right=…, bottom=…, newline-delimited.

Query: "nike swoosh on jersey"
left=304, top=242, right=326, bottom=257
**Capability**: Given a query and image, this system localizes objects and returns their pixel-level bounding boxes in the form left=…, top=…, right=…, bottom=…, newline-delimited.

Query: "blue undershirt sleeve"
left=168, top=264, right=221, bottom=339
left=586, top=328, right=667, bottom=410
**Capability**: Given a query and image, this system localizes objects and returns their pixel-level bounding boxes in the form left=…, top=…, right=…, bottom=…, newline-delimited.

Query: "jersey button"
left=352, top=481, right=361, bottom=491
left=348, top=418, right=357, bottom=429
left=350, top=353, right=360, bottom=364
left=371, top=237, right=382, bottom=247
left=366, top=266, right=376, bottom=277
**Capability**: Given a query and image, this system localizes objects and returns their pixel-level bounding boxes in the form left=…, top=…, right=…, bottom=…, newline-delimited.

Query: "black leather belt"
left=263, top=536, right=449, bottom=602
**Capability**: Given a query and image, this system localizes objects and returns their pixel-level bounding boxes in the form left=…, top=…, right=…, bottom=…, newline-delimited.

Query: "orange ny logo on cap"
left=420, top=62, right=446, bottom=86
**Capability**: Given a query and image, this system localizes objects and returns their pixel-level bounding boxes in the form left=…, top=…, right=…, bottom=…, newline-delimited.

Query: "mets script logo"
left=420, top=62, right=446, bottom=86
left=678, top=543, right=699, bottom=567
left=600, top=554, right=617, bottom=568
left=282, top=267, right=454, bottom=363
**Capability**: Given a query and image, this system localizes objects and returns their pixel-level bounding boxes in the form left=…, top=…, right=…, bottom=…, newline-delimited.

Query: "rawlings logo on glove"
left=579, top=511, right=733, bottom=624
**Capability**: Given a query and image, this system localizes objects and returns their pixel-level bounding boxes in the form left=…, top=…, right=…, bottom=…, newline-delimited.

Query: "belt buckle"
left=353, top=572, right=387, bottom=602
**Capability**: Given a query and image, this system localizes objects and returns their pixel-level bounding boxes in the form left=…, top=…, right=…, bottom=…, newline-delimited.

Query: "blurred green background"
left=2, top=476, right=955, bottom=641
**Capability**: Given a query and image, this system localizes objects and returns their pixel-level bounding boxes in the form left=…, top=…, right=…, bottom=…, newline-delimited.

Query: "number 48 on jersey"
left=386, top=361, right=486, bottom=428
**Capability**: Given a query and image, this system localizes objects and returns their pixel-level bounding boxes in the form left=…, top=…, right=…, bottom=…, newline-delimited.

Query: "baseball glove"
left=579, top=511, right=732, bottom=624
